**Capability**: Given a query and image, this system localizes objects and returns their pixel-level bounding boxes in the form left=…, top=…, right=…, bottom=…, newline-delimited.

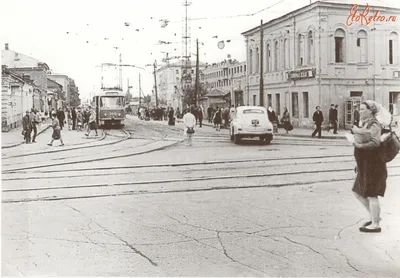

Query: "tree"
left=68, top=78, right=81, bottom=107
left=182, top=83, right=208, bottom=108
left=143, top=94, right=151, bottom=107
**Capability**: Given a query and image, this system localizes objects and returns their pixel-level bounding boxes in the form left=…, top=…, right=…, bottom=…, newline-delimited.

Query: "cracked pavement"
left=2, top=119, right=400, bottom=276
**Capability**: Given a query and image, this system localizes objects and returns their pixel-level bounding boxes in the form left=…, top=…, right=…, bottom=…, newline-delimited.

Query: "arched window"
left=298, top=34, right=304, bottom=66
left=256, top=47, right=260, bottom=73
left=389, top=32, right=399, bottom=65
left=266, top=44, right=270, bottom=71
left=274, top=41, right=279, bottom=70
left=356, top=30, right=368, bottom=63
left=249, top=49, right=253, bottom=74
left=334, top=28, right=345, bottom=63
left=307, top=30, right=315, bottom=64
left=284, top=38, right=289, bottom=69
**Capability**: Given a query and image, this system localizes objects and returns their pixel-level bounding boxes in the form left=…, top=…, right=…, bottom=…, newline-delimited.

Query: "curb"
left=2, top=125, right=52, bottom=149
left=175, top=119, right=346, bottom=140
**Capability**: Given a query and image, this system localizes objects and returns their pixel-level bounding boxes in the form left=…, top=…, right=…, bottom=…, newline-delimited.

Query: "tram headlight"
left=118, top=113, right=121, bottom=116
left=104, top=113, right=107, bottom=117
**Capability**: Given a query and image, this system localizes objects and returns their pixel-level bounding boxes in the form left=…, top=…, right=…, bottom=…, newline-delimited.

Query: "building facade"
left=1, top=66, right=36, bottom=131
left=156, top=61, right=206, bottom=109
left=242, top=1, right=400, bottom=128
left=202, top=59, right=247, bottom=107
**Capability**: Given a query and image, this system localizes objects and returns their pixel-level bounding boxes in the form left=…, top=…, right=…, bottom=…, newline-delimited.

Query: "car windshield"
left=242, top=109, right=265, bottom=114
left=100, top=97, right=124, bottom=108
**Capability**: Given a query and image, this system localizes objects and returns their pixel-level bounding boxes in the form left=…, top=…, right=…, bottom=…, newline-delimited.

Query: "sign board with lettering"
left=287, top=68, right=316, bottom=81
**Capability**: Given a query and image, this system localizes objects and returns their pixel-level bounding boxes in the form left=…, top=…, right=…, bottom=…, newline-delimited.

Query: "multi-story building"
left=242, top=1, right=400, bottom=128
left=202, top=59, right=247, bottom=107
left=47, top=74, right=69, bottom=108
left=156, top=61, right=207, bottom=109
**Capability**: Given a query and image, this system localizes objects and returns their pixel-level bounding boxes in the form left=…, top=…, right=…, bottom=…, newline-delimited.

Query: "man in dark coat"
left=57, top=108, right=65, bottom=130
left=22, top=110, right=32, bottom=144
left=328, top=104, right=338, bottom=134
left=311, top=106, right=324, bottom=138
left=207, top=106, right=213, bottom=123
left=71, top=107, right=77, bottom=130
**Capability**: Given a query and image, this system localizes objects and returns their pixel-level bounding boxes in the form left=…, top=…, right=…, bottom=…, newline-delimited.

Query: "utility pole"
left=259, top=20, right=264, bottom=107
left=195, top=39, right=200, bottom=106
left=139, top=73, right=141, bottom=107
left=153, top=60, right=159, bottom=107
left=119, top=53, right=123, bottom=90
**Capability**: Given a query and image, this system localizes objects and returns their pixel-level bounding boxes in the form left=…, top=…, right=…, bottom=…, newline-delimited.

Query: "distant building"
left=202, top=59, right=247, bottom=107
left=242, top=0, right=400, bottom=128
left=156, top=61, right=207, bottom=109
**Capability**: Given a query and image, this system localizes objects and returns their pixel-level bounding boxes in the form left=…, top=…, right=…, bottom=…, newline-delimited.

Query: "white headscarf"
left=365, top=100, right=392, bottom=126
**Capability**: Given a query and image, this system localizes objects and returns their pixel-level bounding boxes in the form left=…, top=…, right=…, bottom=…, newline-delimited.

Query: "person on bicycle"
left=183, top=108, right=196, bottom=146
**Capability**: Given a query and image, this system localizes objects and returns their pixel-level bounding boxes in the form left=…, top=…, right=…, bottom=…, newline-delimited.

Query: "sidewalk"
left=1, top=122, right=104, bottom=151
left=175, top=118, right=348, bottom=139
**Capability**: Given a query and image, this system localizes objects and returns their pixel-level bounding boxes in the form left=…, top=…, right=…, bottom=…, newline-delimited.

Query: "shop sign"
left=288, top=68, right=316, bottom=80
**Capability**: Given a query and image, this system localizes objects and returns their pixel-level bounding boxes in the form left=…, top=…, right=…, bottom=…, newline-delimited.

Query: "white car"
left=230, top=106, right=274, bottom=145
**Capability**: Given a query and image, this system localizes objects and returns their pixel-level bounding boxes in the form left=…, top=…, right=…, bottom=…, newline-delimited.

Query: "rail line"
left=2, top=169, right=399, bottom=203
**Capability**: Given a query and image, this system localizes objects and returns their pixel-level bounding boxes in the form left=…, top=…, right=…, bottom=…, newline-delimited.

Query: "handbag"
left=187, top=127, right=195, bottom=134
left=379, top=126, right=400, bottom=163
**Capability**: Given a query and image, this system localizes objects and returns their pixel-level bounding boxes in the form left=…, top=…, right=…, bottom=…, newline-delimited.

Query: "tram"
left=92, top=89, right=126, bottom=127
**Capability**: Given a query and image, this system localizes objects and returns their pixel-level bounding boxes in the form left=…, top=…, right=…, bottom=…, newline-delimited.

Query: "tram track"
left=2, top=167, right=400, bottom=204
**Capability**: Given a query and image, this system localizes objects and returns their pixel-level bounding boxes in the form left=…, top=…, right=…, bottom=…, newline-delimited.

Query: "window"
left=266, top=44, right=271, bottom=71
left=176, top=69, right=179, bottom=74
left=274, top=41, right=279, bottom=70
left=335, top=28, right=345, bottom=63
left=256, top=47, right=260, bottom=73
left=267, top=94, right=272, bottom=107
left=244, top=65, right=246, bottom=72
left=307, top=31, right=314, bottom=64
left=298, top=34, right=304, bottom=66
left=302, top=92, right=309, bottom=118
left=100, top=96, right=124, bottom=108
left=292, top=92, right=299, bottom=118
left=240, top=66, right=243, bottom=72
left=284, top=38, right=289, bottom=69
left=253, top=95, right=257, bottom=106
left=275, top=93, right=280, bottom=115
left=249, top=49, right=253, bottom=74
left=243, top=109, right=265, bottom=114
left=357, top=30, right=367, bottom=63
left=389, top=32, right=398, bottom=65
left=350, top=91, right=363, bottom=97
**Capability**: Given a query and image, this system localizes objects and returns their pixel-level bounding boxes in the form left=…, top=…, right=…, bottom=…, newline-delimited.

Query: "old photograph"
left=1, top=0, right=400, bottom=276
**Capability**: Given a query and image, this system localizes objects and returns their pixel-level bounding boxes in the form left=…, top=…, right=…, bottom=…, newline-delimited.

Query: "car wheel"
left=230, top=128, right=234, bottom=141
left=234, top=134, right=241, bottom=144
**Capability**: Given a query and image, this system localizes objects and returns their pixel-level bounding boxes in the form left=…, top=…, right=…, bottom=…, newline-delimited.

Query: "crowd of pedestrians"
left=22, top=105, right=99, bottom=146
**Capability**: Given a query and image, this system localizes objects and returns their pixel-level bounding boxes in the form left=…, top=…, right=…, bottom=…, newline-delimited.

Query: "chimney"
left=5, top=43, right=9, bottom=50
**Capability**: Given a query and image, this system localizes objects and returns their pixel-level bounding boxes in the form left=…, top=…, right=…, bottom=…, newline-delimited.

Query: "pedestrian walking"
left=183, top=108, right=196, bottom=146
left=281, top=107, right=292, bottom=134
left=67, top=109, right=73, bottom=130
left=197, top=106, right=204, bottom=128
left=213, top=107, right=222, bottom=131
left=168, top=107, right=175, bottom=126
left=327, top=104, right=338, bottom=134
left=207, top=106, right=213, bottom=123
left=352, top=100, right=388, bottom=233
left=48, top=111, right=64, bottom=146
left=72, top=107, right=77, bottom=130
left=86, top=106, right=98, bottom=137
left=311, top=106, right=324, bottom=138
left=353, top=104, right=360, bottom=127
left=76, top=109, right=83, bottom=131
left=22, top=110, right=32, bottom=144
left=31, top=109, right=41, bottom=142
left=57, top=108, right=65, bottom=130
left=268, top=106, right=279, bottom=134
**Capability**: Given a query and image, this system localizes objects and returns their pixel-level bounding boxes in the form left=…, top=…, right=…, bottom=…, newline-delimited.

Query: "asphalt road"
left=2, top=117, right=400, bottom=276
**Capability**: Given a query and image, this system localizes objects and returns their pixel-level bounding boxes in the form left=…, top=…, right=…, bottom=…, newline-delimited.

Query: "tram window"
left=100, top=97, right=124, bottom=108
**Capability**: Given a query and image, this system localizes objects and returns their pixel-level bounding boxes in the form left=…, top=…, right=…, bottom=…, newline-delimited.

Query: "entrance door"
left=345, top=97, right=362, bottom=129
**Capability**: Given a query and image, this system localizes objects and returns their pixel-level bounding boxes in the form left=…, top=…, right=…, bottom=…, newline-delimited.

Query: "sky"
left=1, top=0, right=398, bottom=102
